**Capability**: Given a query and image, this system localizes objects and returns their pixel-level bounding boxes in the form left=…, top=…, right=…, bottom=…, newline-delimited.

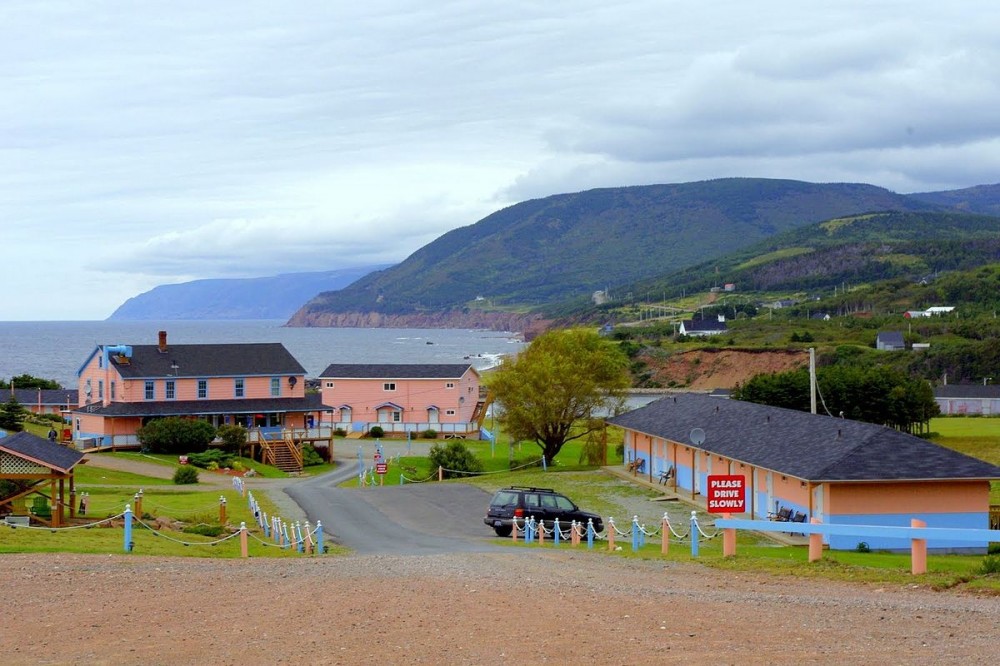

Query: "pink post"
left=239, top=522, right=248, bottom=558
left=661, top=515, right=670, bottom=555
left=438, top=465, right=443, bottom=482
left=512, top=518, right=519, bottom=542
left=911, top=518, right=927, bottom=575
left=572, top=521, right=580, bottom=546
left=808, top=518, right=823, bottom=562
left=607, top=524, right=616, bottom=551
left=538, top=520, right=545, bottom=545
left=722, top=513, right=736, bottom=557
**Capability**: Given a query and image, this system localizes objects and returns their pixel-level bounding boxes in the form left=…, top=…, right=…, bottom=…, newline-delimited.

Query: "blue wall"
left=828, top=512, right=990, bottom=551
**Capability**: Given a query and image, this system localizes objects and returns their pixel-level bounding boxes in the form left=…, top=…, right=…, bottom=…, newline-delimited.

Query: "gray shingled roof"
left=606, top=393, right=1000, bottom=482
left=0, top=431, right=85, bottom=473
left=106, top=343, right=305, bottom=379
left=73, top=394, right=327, bottom=418
left=9, top=389, right=78, bottom=406
left=319, top=363, right=474, bottom=379
left=682, top=319, right=727, bottom=332
left=934, top=384, right=1000, bottom=399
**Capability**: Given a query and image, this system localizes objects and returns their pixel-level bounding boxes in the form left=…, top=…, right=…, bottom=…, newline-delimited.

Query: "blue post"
left=541, top=456, right=547, bottom=471
left=553, top=518, right=561, bottom=546
left=690, top=511, right=699, bottom=558
left=123, top=503, right=133, bottom=552
left=263, top=515, right=270, bottom=538
left=407, top=430, right=412, bottom=455
left=639, top=522, right=646, bottom=548
left=528, top=517, right=535, bottom=543
left=587, top=519, right=595, bottom=549
left=316, top=520, right=324, bottom=554
left=296, top=522, right=304, bottom=553
left=283, top=522, right=291, bottom=548
left=631, top=516, right=639, bottom=551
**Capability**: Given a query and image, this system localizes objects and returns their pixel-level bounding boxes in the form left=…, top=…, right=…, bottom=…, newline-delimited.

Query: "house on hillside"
left=607, top=393, right=1000, bottom=551
left=679, top=316, right=728, bottom=337
left=318, top=363, right=485, bottom=436
left=934, top=384, right=1000, bottom=416
left=8, top=388, right=78, bottom=416
left=71, top=330, right=326, bottom=449
left=875, top=331, right=905, bottom=351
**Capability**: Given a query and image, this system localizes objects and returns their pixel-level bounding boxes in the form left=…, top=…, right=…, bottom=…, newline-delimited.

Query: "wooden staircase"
left=259, top=431, right=303, bottom=473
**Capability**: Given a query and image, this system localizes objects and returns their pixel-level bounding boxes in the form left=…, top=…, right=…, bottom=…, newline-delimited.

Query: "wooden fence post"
left=722, top=512, right=736, bottom=557
left=808, top=518, right=823, bottom=562
left=911, top=518, right=927, bottom=575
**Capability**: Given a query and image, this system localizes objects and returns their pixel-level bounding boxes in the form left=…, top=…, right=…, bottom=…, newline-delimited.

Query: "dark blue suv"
left=484, top=486, right=604, bottom=537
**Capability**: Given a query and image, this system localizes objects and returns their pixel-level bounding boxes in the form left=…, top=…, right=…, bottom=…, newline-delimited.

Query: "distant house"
left=925, top=306, right=955, bottom=316
left=770, top=299, right=796, bottom=309
left=875, top=331, right=905, bottom=351
left=934, top=385, right=1000, bottom=416
left=723, top=283, right=736, bottom=292
left=809, top=312, right=831, bottom=321
left=8, top=388, right=78, bottom=416
left=607, top=393, right=1000, bottom=551
left=679, top=316, right=728, bottom=337
left=71, top=330, right=325, bottom=450
left=903, top=310, right=928, bottom=319
left=318, top=364, right=485, bottom=437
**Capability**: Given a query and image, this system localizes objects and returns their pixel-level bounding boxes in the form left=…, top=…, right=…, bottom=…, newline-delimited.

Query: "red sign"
left=706, top=475, right=746, bottom=514
left=375, top=462, right=388, bottom=475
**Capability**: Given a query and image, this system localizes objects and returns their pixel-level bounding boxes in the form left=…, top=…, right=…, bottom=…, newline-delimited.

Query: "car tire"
left=494, top=526, right=513, bottom=538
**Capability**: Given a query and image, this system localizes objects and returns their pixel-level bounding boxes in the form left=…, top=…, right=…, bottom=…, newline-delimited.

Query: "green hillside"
left=613, top=211, right=1000, bottom=307
left=293, top=178, right=932, bottom=320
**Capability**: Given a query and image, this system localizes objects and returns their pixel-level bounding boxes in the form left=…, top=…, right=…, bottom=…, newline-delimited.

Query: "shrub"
left=302, top=443, right=324, bottom=467
left=334, top=427, right=347, bottom=437
left=429, top=441, right=484, bottom=478
left=216, top=424, right=248, bottom=454
left=183, top=524, right=226, bottom=537
left=854, top=541, right=871, bottom=553
left=988, top=542, right=1000, bottom=555
left=421, top=429, right=438, bottom=439
left=138, top=418, right=216, bottom=455
left=230, top=460, right=246, bottom=472
left=187, top=448, right=235, bottom=469
left=368, top=425, right=385, bottom=438
left=173, top=466, right=199, bottom=485
left=979, top=555, right=1000, bottom=575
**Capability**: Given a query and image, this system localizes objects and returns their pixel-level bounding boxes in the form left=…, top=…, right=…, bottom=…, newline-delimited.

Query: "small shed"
left=876, top=331, right=905, bottom=351
left=0, top=431, right=86, bottom=527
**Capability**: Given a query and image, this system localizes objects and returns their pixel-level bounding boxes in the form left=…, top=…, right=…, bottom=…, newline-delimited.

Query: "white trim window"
left=235, top=378, right=245, bottom=398
left=165, top=380, right=175, bottom=400
left=145, top=381, right=155, bottom=400
left=270, top=377, right=281, bottom=397
left=383, top=382, right=396, bottom=391
left=445, top=382, right=455, bottom=389
left=197, top=380, right=208, bottom=399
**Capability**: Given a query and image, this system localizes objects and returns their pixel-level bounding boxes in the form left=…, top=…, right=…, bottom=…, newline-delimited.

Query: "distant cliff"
left=108, top=266, right=389, bottom=321
left=285, top=308, right=550, bottom=337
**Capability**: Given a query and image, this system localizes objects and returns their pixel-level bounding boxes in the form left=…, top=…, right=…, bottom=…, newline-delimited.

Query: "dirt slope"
left=640, top=349, right=809, bottom=390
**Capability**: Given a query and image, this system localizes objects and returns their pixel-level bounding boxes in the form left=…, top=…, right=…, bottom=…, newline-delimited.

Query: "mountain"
left=907, top=183, right=1000, bottom=216
left=289, top=178, right=935, bottom=327
left=108, top=266, right=390, bottom=321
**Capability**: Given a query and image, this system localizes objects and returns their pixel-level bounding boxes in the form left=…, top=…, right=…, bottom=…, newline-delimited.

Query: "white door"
left=428, top=408, right=439, bottom=425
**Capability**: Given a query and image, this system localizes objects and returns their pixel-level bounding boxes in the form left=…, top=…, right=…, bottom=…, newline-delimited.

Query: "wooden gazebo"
left=0, top=431, right=86, bottom=527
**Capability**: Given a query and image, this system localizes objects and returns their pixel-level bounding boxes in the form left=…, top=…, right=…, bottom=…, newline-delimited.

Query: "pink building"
left=318, top=363, right=485, bottom=437
left=71, top=331, right=325, bottom=449
left=608, top=393, right=1000, bottom=551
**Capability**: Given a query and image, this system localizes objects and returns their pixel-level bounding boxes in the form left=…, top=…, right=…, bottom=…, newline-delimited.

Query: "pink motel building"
left=318, top=363, right=486, bottom=437
left=607, top=392, right=1000, bottom=552
left=71, top=331, right=325, bottom=448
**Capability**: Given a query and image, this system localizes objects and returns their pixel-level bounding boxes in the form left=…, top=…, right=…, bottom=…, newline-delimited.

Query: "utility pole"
left=809, top=347, right=817, bottom=415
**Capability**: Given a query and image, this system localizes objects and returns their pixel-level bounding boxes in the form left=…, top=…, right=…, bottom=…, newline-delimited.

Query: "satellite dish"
left=690, top=427, right=706, bottom=446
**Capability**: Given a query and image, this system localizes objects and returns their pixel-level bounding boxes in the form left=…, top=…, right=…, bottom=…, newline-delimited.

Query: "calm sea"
left=0, top=321, right=525, bottom=389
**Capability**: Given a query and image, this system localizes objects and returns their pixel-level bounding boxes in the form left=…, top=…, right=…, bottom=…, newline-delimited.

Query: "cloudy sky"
left=4, top=1, right=1000, bottom=320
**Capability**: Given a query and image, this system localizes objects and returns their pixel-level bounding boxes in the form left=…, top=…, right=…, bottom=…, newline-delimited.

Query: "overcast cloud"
left=4, top=1, right=999, bottom=320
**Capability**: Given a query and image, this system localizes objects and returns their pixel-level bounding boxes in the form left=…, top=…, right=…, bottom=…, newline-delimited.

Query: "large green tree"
left=487, top=328, right=630, bottom=464
left=0, top=374, right=62, bottom=389
left=137, top=417, right=217, bottom=455
left=0, top=396, right=27, bottom=432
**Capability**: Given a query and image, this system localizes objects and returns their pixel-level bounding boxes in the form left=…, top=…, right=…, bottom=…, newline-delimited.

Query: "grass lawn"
left=928, top=416, right=1000, bottom=503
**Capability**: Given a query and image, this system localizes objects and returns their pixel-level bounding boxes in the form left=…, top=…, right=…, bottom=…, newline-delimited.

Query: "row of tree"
left=731, top=365, right=939, bottom=434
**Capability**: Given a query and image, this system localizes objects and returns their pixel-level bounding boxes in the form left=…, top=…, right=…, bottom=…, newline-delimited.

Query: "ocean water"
left=0, top=321, right=524, bottom=389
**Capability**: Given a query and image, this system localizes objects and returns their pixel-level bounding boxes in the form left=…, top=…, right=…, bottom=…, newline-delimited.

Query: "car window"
left=524, top=493, right=540, bottom=508
left=492, top=491, right=519, bottom=506
left=541, top=494, right=558, bottom=508
left=554, top=495, right=575, bottom=510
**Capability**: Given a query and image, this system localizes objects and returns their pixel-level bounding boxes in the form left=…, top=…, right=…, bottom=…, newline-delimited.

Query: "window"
left=445, top=409, right=456, bottom=416
left=270, top=377, right=280, bottom=397
left=445, top=382, right=455, bottom=389
left=145, top=381, right=155, bottom=400
left=197, top=380, right=208, bottom=399
left=383, top=382, right=396, bottom=391
left=110, top=381, right=116, bottom=401
left=325, top=381, right=334, bottom=388
left=234, top=378, right=245, bottom=398
left=98, top=380, right=104, bottom=400
left=165, top=381, right=175, bottom=400
left=391, top=410, right=401, bottom=422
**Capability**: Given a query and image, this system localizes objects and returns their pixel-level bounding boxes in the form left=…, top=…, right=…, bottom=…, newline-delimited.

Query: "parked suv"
left=484, top=486, right=604, bottom=537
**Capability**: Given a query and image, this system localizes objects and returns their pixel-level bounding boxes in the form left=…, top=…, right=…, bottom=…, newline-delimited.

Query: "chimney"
left=158, top=330, right=168, bottom=353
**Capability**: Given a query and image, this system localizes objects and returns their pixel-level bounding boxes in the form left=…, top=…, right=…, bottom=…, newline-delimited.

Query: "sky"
left=4, top=1, right=1000, bottom=320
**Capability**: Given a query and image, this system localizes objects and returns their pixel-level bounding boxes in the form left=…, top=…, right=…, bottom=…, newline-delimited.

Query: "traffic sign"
left=706, top=475, right=746, bottom=513
left=375, top=462, right=388, bottom=475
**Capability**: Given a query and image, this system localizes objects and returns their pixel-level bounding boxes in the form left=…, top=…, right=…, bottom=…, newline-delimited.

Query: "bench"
left=3, top=515, right=30, bottom=527
left=768, top=507, right=792, bottom=522
left=444, top=434, right=466, bottom=440
left=626, top=458, right=646, bottom=474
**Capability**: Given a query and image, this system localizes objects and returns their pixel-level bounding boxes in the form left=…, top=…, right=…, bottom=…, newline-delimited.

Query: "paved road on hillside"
left=284, top=461, right=507, bottom=555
